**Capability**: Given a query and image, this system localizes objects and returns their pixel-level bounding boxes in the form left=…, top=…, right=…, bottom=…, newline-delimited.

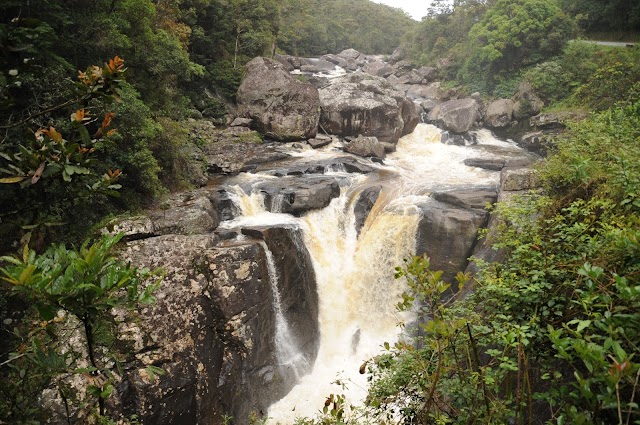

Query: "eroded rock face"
left=237, top=57, right=320, bottom=142
left=318, top=73, right=414, bottom=144
left=427, top=98, right=480, bottom=134
left=113, top=229, right=319, bottom=425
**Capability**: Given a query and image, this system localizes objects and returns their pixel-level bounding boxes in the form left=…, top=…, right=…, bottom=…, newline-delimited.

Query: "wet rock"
left=237, top=57, right=320, bottom=142
left=256, top=176, right=340, bottom=215
left=354, top=185, right=382, bottom=235
left=484, top=99, right=514, bottom=128
left=256, top=156, right=375, bottom=176
left=440, top=131, right=476, bottom=146
left=209, top=189, right=239, bottom=221
left=307, top=134, right=334, bottom=149
left=519, top=131, right=551, bottom=155
left=427, top=98, right=480, bottom=134
left=400, top=98, right=420, bottom=136
left=319, top=73, right=414, bottom=144
left=463, top=158, right=507, bottom=171
left=345, top=136, right=386, bottom=159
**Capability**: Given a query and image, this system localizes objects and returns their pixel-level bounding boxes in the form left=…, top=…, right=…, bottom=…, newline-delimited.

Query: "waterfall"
left=260, top=241, right=308, bottom=379
left=217, top=124, right=526, bottom=423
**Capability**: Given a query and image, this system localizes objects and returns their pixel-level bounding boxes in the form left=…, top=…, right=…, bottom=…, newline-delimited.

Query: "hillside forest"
left=1, top=0, right=640, bottom=423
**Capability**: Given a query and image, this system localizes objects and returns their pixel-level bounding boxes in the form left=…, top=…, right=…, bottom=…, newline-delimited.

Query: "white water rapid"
left=218, top=124, right=529, bottom=423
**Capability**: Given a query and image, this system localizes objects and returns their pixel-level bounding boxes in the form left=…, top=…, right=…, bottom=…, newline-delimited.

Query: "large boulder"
left=202, top=128, right=288, bottom=174
left=237, top=57, right=320, bottom=142
left=416, top=195, right=490, bottom=284
left=427, top=98, right=480, bottom=134
left=399, top=98, right=420, bottom=136
left=362, top=61, right=395, bottom=78
left=345, top=136, right=386, bottom=159
left=484, top=99, right=514, bottom=128
left=512, top=81, right=544, bottom=118
left=300, top=59, right=336, bottom=74
left=255, top=176, right=341, bottom=215
left=318, top=73, right=414, bottom=144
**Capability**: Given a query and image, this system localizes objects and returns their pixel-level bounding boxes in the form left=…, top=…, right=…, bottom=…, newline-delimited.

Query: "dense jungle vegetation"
left=0, top=0, right=639, bottom=423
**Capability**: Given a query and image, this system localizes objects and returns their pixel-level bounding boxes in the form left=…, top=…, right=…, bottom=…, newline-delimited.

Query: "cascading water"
left=218, top=124, right=530, bottom=423
left=260, top=241, right=309, bottom=379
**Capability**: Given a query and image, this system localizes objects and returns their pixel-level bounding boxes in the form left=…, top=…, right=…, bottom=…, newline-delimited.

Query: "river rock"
left=237, top=57, right=320, bottom=142
left=256, top=176, right=340, bottom=215
left=416, top=199, right=489, bottom=284
left=464, top=158, right=507, bottom=171
left=230, top=117, right=253, bottom=127
left=102, top=216, right=155, bottom=241
left=320, top=54, right=348, bottom=68
left=397, top=70, right=424, bottom=85
left=427, top=98, right=480, bottom=134
left=110, top=232, right=318, bottom=424
left=203, top=128, right=288, bottom=174
left=319, top=73, right=414, bottom=144
left=307, top=134, right=334, bottom=149
left=354, top=185, right=382, bottom=235
left=300, top=59, right=336, bottom=73
left=362, top=60, right=395, bottom=78
left=432, top=189, right=497, bottom=211
left=400, top=98, right=420, bottom=136
left=274, top=54, right=301, bottom=70
left=337, top=48, right=365, bottom=61
left=484, top=99, right=514, bottom=128
left=345, top=136, right=386, bottom=159
left=512, top=81, right=544, bottom=118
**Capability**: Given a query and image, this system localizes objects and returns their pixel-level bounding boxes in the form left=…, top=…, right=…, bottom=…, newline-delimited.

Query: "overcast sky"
left=372, top=0, right=432, bottom=20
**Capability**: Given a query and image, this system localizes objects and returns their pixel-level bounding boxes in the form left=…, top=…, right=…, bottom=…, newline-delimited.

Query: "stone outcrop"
left=484, top=99, right=514, bottom=128
left=345, top=136, right=386, bottom=159
left=318, top=73, right=416, bottom=145
left=427, top=98, right=480, bottom=134
left=416, top=189, right=496, bottom=284
left=237, top=57, right=320, bottom=142
left=110, top=226, right=319, bottom=425
left=203, top=128, right=288, bottom=174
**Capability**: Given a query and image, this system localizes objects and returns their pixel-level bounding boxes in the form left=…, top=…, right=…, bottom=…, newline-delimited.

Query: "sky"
left=372, top=0, right=432, bottom=21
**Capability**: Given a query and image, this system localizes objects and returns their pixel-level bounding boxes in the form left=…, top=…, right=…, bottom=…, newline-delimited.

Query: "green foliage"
left=0, top=233, right=162, bottom=422
left=463, top=0, right=575, bottom=91
left=363, top=101, right=640, bottom=424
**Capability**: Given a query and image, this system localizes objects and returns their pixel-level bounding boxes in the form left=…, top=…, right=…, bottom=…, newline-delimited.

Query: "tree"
left=460, top=0, right=575, bottom=90
left=0, top=233, right=162, bottom=422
